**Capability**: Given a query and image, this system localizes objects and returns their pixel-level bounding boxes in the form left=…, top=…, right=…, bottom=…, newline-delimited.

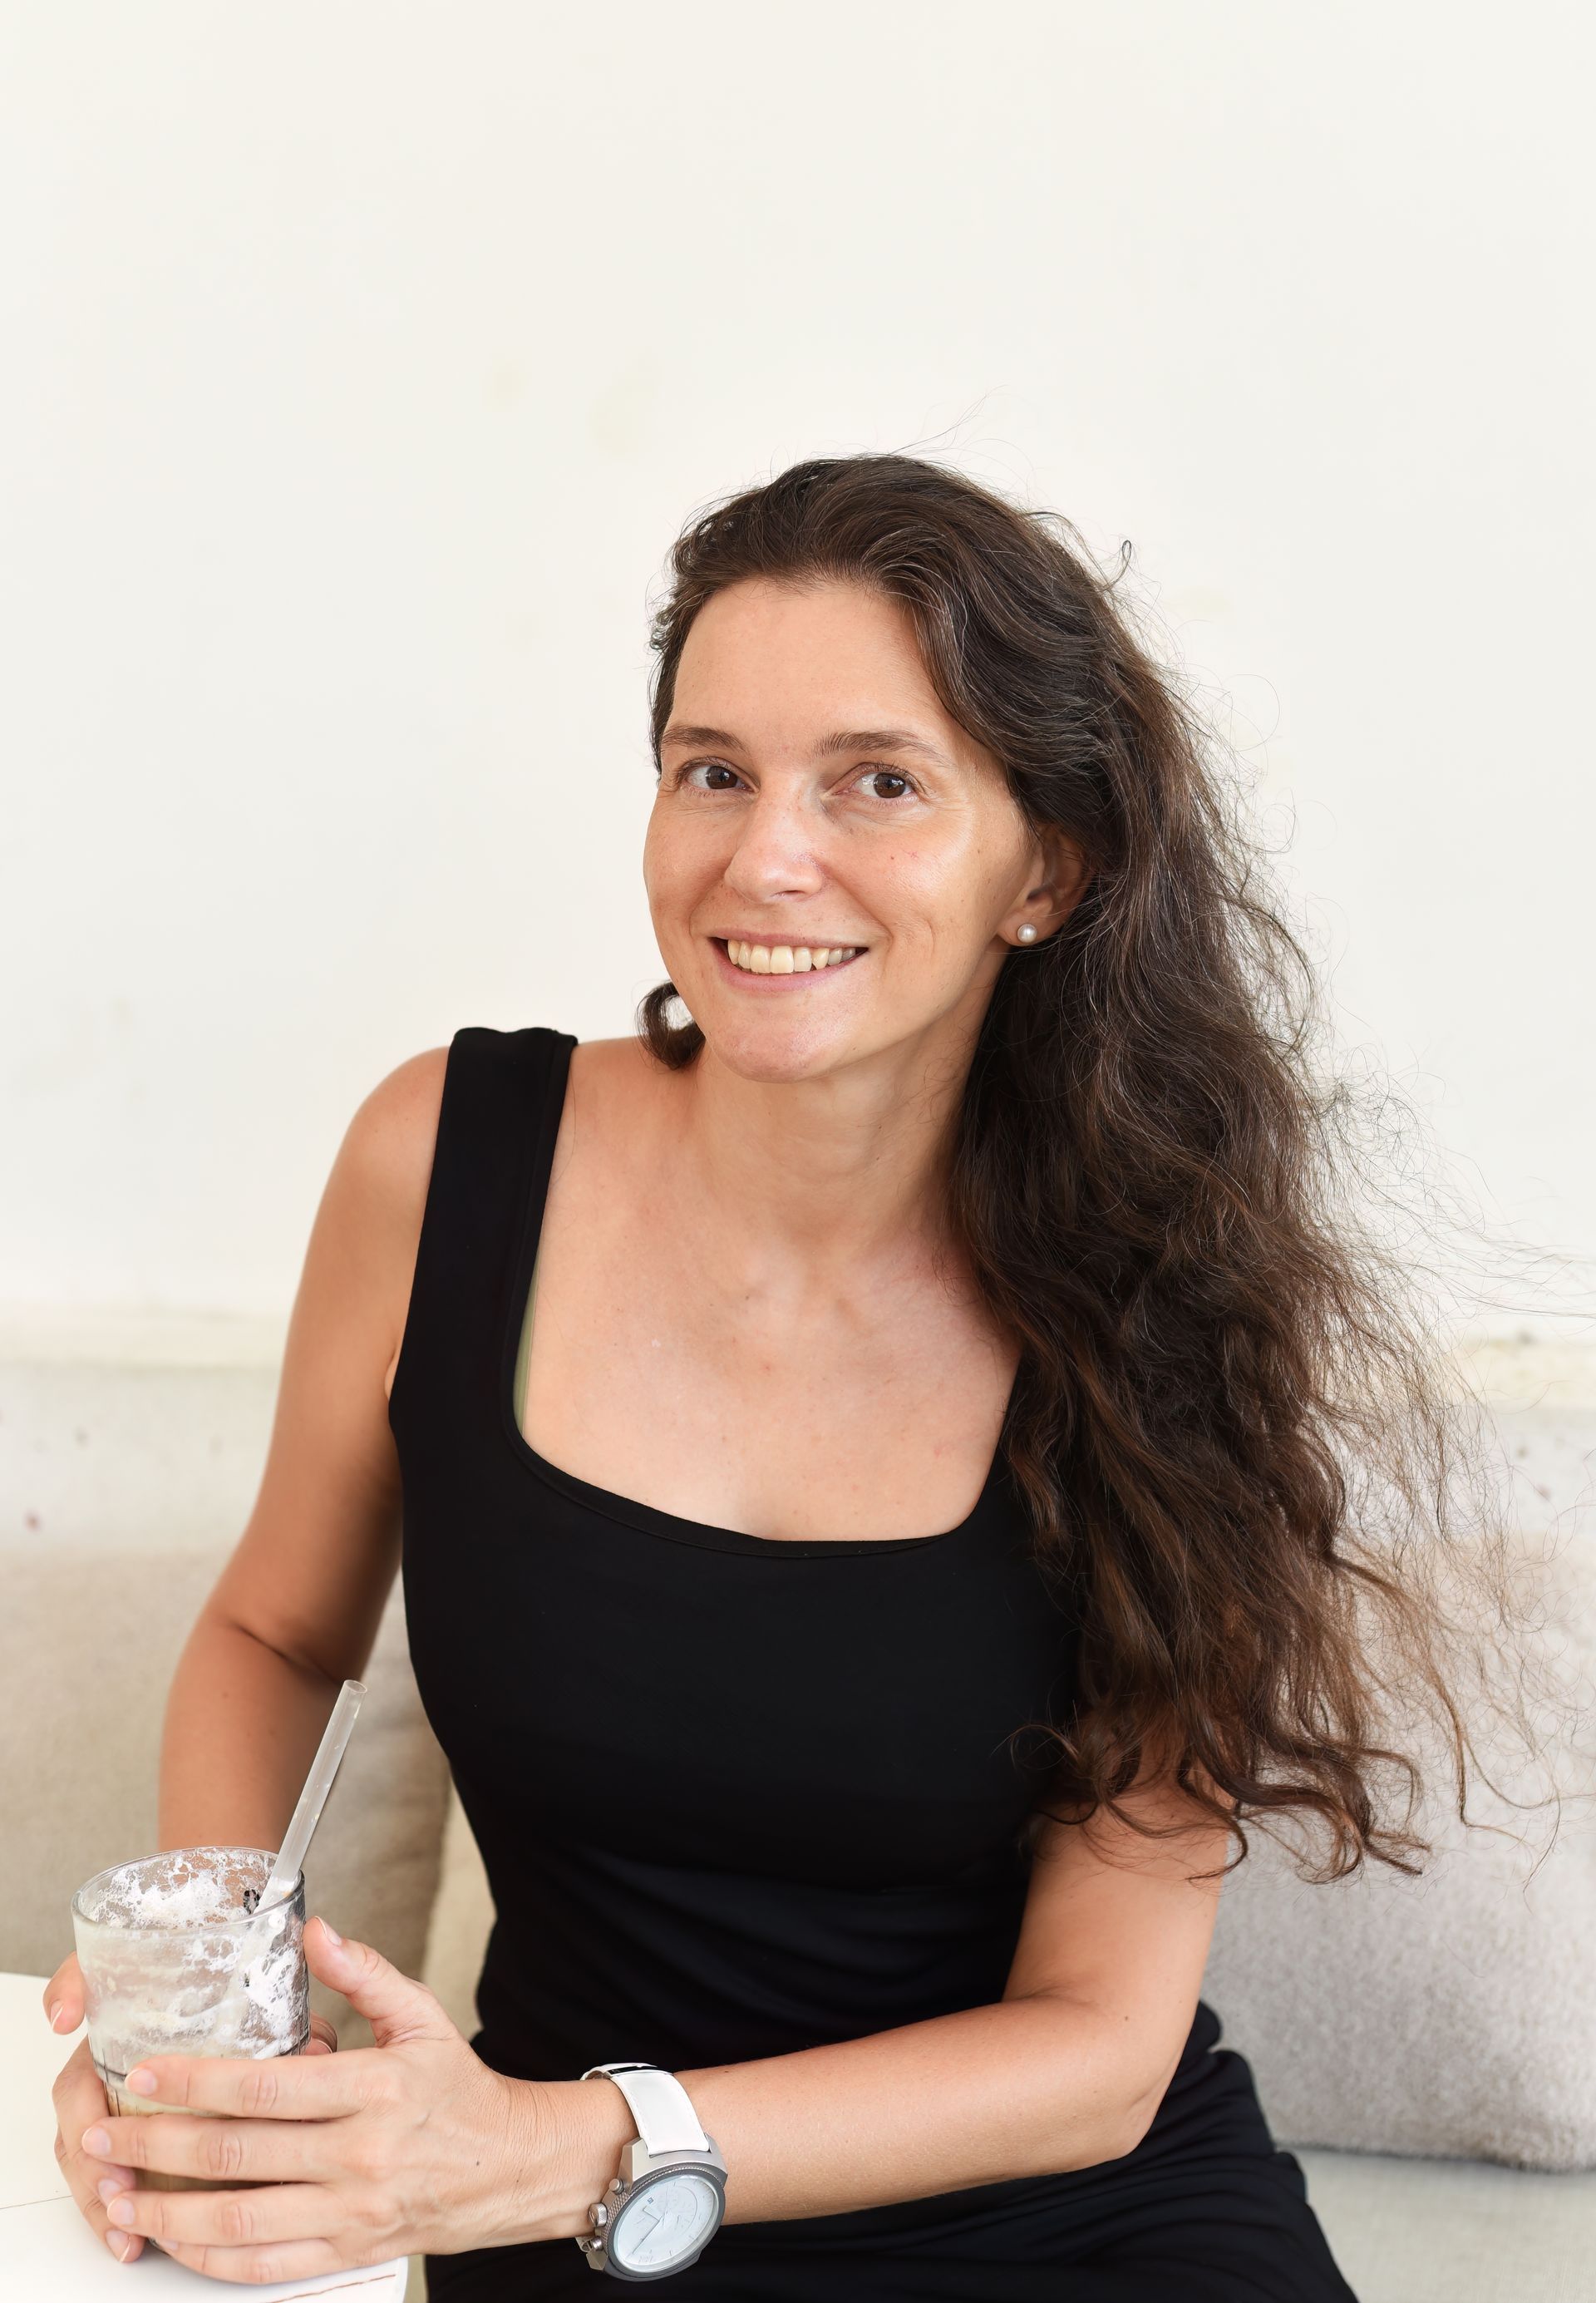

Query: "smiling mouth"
left=712, top=937, right=868, bottom=977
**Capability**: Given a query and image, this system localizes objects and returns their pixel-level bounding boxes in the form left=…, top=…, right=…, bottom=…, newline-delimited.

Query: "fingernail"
left=106, top=2231, right=130, bottom=2261
left=97, top=2177, right=126, bottom=2204
left=321, top=1919, right=342, bottom=1946
left=84, top=2126, right=111, bottom=2156
left=47, top=2000, right=62, bottom=2029
left=126, top=2067, right=156, bottom=2095
left=108, top=2196, right=135, bottom=2225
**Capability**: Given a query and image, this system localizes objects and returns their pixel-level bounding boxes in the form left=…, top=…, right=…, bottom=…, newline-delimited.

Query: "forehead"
left=664, top=579, right=978, bottom=768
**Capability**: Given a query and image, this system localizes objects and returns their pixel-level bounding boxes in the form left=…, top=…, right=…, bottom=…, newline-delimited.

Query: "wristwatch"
left=574, top=2061, right=727, bottom=2280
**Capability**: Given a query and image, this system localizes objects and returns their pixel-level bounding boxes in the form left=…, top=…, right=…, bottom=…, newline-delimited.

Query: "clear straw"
left=258, top=1679, right=367, bottom=1911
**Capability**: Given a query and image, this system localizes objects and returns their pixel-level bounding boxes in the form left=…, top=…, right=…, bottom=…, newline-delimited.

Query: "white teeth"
left=724, top=939, right=860, bottom=975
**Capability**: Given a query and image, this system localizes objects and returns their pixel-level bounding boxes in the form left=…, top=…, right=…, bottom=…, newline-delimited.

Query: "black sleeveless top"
left=392, top=1027, right=1357, bottom=2303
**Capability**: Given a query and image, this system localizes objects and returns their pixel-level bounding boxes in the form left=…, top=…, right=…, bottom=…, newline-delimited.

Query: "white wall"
left=2, top=2, right=1592, bottom=1335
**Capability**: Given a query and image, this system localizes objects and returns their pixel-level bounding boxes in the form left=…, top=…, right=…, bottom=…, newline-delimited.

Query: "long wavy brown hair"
left=633, top=451, right=1578, bottom=1886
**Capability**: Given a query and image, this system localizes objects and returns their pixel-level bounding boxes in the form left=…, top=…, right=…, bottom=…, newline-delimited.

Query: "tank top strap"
left=387, top=1023, right=577, bottom=1454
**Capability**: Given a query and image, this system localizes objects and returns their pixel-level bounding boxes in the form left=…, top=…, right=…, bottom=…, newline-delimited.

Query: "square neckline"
left=495, top=1028, right=1018, bottom=1559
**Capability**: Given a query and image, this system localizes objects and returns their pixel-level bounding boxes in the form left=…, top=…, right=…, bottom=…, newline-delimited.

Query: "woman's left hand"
left=80, top=1914, right=552, bottom=2283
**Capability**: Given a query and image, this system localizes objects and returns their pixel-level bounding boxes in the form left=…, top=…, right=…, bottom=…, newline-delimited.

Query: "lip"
left=707, top=936, right=869, bottom=988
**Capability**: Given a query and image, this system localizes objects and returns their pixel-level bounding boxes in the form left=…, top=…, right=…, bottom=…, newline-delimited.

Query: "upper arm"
left=1002, top=1731, right=1236, bottom=2150
left=200, top=1045, right=450, bottom=1685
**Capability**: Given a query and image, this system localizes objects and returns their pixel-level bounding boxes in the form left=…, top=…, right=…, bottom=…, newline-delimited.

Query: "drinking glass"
left=71, top=1843, right=310, bottom=2195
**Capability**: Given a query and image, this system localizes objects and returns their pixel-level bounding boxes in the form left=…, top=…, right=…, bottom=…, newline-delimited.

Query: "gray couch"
left=5, top=1319, right=1594, bottom=2302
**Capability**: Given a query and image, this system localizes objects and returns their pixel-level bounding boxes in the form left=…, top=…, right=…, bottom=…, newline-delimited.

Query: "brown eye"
left=856, top=767, right=915, bottom=801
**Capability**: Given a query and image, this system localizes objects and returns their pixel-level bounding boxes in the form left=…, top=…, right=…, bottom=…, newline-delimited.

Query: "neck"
left=658, top=1028, right=974, bottom=1302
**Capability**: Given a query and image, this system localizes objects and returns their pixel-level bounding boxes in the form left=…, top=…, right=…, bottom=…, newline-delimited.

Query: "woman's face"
left=643, top=576, right=1085, bottom=1083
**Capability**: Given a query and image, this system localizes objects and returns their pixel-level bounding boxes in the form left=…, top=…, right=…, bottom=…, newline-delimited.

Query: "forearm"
left=158, top=1609, right=342, bottom=1853
left=517, top=1993, right=1145, bottom=2243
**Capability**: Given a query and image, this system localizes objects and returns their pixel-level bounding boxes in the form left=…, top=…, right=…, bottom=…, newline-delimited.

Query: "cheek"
left=875, top=851, right=988, bottom=955
left=641, top=821, right=697, bottom=920
left=644, top=804, right=722, bottom=891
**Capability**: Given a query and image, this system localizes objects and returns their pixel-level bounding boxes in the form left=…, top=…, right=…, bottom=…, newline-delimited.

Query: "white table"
left=1, top=1972, right=407, bottom=2298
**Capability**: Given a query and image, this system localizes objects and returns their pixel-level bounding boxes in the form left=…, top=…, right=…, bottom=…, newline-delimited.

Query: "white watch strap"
left=579, top=2061, right=711, bottom=2156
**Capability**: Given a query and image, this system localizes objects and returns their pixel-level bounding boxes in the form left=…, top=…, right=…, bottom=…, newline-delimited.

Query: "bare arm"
left=520, top=1742, right=1234, bottom=2234
left=45, top=1047, right=446, bottom=2266
left=157, top=1047, right=448, bottom=1851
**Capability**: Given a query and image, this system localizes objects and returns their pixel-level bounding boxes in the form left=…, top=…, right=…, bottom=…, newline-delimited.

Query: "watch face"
left=610, top=2170, right=722, bottom=2272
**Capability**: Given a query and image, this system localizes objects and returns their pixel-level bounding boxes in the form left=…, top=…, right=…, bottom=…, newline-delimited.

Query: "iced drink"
left=71, top=1844, right=310, bottom=2195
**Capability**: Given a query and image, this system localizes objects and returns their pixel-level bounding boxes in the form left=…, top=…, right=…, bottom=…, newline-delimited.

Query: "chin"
left=709, top=1039, right=845, bottom=1087
left=694, top=1011, right=860, bottom=1086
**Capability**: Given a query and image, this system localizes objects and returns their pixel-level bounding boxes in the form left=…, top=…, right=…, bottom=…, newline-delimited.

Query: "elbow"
left=1108, top=2050, right=1187, bottom=2161
left=1027, top=2000, right=1183, bottom=2172
left=1047, top=2089, right=1160, bottom=2175
left=1086, top=2064, right=1169, bottom=2169
left=1106, top=2031, right=1191, bottom=2163
left=1111, top=2089, right=1160, bottom=2161
left=1071, top=2103, right=1155, bottom=2172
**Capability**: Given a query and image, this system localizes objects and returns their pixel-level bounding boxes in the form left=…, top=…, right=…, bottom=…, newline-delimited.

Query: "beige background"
left=2, top=1, right=1593, bottom=1329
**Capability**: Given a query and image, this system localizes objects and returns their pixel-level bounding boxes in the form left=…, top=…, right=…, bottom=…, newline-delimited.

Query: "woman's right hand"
left=43, top=1951, right=146, bottom=2264
left=42, top=1948, right=340, bottom=2265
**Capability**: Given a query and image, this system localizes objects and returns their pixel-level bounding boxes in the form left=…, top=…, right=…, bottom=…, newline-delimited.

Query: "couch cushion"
left=1294, top=2146, right=1596, bottom=2303
left=1202, top=1397, right=1596, bottom=2169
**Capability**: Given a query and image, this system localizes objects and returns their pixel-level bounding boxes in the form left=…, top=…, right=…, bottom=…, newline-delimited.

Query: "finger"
left=133, top=2231, right=345, bottom=2287
left=308, top=2013, right=339, bottom=2052
left=111, top=2040, right=378, bottom=2121
left=41, top=1954, right=84, bottom=2033
left=55, top=2115, right=146, bottom=2263
left=53, top=2044, right=134, bottom=2160
left=104, top=2176, right=338, bottom=2256
left=84, top=2108, right=333, bottom=2187
left=305, top=1918, right=453, bottom=2049
left=52, top=2041, right=149, bottom=2260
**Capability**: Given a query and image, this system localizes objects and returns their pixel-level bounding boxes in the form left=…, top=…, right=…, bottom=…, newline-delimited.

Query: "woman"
left=47, top=455, right=1535, bottom=2298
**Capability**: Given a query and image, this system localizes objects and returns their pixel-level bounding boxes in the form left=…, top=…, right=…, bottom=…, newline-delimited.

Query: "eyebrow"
left=660, top=722, right=953, bottom=767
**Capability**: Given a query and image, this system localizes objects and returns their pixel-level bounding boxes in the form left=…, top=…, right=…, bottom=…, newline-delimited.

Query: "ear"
left=1023, top=824, right=1094, bottom=938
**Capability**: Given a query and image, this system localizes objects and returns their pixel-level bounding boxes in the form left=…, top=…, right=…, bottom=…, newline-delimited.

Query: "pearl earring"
left=1016, top=923, right=1038, bottom=944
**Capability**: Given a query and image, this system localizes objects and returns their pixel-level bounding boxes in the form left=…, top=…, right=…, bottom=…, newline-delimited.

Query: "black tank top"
left=392, top=1023, right=1081, bottom=2079
left=392, top=1026, right=1353, bottom=2303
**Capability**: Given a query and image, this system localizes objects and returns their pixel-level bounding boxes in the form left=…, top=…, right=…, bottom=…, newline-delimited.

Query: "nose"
left=722, top=784, right=829, bottom=903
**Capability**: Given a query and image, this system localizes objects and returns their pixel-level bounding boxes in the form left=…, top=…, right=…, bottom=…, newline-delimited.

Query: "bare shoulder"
left=352, top=1033, right=657, bottom=1221
left=570, top=1032, right=663, bottom=1092
left=357, top=1036, right=661, bottom=1381
left=345, top=1044, right=451, bottom=1182
left=564, top=1033, right=674, bottom=1142
left=328, top=1048, right=451, bottom=1340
